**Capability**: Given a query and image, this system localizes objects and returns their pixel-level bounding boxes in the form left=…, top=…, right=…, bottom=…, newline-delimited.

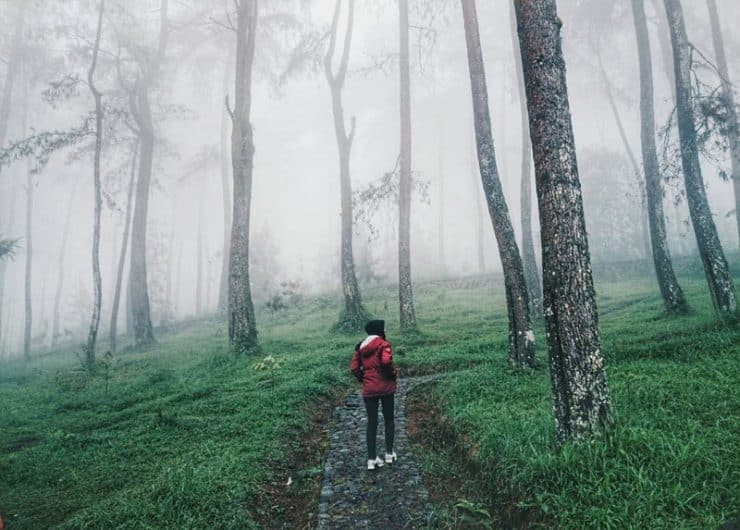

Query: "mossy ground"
left=1, top=264, right=738, bottom=529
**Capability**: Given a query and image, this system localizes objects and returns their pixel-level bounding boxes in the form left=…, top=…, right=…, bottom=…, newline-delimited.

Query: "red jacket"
left=350, top=335, right=397, bottom=397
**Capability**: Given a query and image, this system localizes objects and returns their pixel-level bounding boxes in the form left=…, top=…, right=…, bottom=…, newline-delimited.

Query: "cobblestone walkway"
left=316, top=376, right=437, bottom=529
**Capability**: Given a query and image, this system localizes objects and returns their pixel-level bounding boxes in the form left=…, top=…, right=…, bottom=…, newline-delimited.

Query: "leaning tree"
left=461, top=0, right=535, bottom=368
left=514, top=0, right=611, bottom=441
left=662, top=0, right=736, bottom=317
left=630, top=0, right=687, bottom=314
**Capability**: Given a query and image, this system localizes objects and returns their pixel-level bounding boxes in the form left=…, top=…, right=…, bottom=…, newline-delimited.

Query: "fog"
left=0, top=0, right=738, bottom=358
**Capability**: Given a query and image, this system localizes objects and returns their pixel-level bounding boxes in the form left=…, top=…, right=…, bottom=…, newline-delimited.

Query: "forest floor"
left=1, top=261, right=739, bottom=529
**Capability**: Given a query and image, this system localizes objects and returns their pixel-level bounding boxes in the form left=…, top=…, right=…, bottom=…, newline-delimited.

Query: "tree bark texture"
left=461, top=0, right=535, bottom=368
left=514, top=0, right=611, bottom=442
left=398, top=0, right=417, bottom=332
left=128, top=0, right=168, bottom=347
left=325, top=0, right=368, bottom=332
left=706, top=0, right=740, bottom=248
left=663, top=0, right=737, bottom=316
left=109, top=144, right=138, bottom=354
left=228, top=0, right=259, bottom=353
left=85, top=0, right=105, bottom=365
left=510, top=3, right=542, bottom=316
left=631, top=0, right=687, bottom=314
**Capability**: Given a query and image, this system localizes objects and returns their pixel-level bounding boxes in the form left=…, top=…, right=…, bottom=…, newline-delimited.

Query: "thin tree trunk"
left=596, top=47, right=652, bottom=261
left=325, top=0, right=368, bottom=332
left=0, top=3, right=25, bottom=149
left=398, top=0, right=416, bottom=331
left=514, top=0, right=611, bottom=441
left=52, top=186, right=77, bottom=348
left=228, top=0, right=259, bottom=353
left=510, top=3, right=542, bottom=316
left=109, top=143, right=138, bottom=354
left=472, top=138, right=486, bottom=274
left=706, top=0, right=740, bottom=248
left=218, top=58, right=232, bottom=314
left=128, top=0, right=167, bottom=347
left=24, top=165, right=32, bottom=361
left=461, top=0, right=535, bottom=368
left=437, top=129, right=446, bottom=277
left=663, top=0, right=737, bottom=316
left=631, top=0, right=687, bottom=314
left=196, top=182, right=205, bottom=317
left=85, top=0, right=105, bottom=365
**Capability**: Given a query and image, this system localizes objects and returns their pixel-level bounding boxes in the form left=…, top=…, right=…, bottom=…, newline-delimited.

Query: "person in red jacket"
left=350, top=319, right=399, bottom=470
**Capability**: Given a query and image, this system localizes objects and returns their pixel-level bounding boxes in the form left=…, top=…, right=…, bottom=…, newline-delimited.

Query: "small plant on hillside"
left=251, top=355, right=285, bottom=392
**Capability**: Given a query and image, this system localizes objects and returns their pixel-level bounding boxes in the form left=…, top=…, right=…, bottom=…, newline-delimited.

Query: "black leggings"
left=363, top=394, right=395, bottom=460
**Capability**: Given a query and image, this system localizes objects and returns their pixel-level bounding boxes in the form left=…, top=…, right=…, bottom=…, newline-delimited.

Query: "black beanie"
left=364, top=319, right=385, bottom=336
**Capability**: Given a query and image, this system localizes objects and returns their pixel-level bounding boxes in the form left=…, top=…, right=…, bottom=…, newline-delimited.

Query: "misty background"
left=0, top=0, right=738, bottom=358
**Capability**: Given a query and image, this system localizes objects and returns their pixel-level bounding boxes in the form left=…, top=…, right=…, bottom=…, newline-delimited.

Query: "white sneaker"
left=367, top=457, right=384, bottom=470
left=384, top=452, right=397, bottom=464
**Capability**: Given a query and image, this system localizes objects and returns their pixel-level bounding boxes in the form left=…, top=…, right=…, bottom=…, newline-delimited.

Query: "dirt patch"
left=253, top=391, right=347, bottom=529
left=407, top=385, right=544, bottom=529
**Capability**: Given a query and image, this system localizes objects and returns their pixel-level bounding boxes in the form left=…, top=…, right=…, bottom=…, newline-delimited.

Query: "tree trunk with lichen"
left=326, top=0, right=369, bottom=333
left=228, top=0, right=259, bottom=354
left=462, top=0, right=534, bottom=368
left=631, top=0, right=687, bottom=314
left=510, top=3, right=542, bottom=317
left=514, top=0, right=611, bottom=442
left=706, top=0, right=740, bottom=248
left=398, top=0, right=417, bottom=332
left=663, top=0, right=737, bottom=316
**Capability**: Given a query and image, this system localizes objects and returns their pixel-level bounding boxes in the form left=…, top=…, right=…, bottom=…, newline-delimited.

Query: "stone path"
left=316, top=376, right=438, bottom=529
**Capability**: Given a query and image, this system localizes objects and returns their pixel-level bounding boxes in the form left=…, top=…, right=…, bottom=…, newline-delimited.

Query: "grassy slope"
left=1, top=271, right=738, bottom=529
left=413, top=277, right=740, bottom=529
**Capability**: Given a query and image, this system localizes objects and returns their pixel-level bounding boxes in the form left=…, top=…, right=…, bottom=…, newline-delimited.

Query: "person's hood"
left=359, top=335, right=384, bottom=356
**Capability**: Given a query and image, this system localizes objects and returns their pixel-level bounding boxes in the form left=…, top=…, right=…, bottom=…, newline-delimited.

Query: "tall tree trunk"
left=23, top=164, right=32, bottom=361
left=398, top=0, right=417, bottom=331
left=510, top=3, right=542, bottom=316
left=472, top=139, right=486, bottom=274
left=85, top=0, right=105, bottom=365
left=325, top=0, right=368, bottom=332
left=0, top=5, right=25, bottom=348
left=228, top=0, right=259, bottom=353
left=596, top=47, right=652, bottom=261
left=128, top=0, right=168, bottom=347
left=706, top=0, right=740, bottom=248
left=52, top=186, right=77, bottom=348
left=0, top=3, right=25, bottom=149
left=195, top=183, right=205, bottom=317
left=437, top=129, right=446, bottom=277
left=663, top=0, right=737, bottom=316
left=631, top=0, right=687, bottom=314
left=109, top=143, right=138, bottom=354
left=129, top=89, right=156, bottom=346
left=218, top=58, right=232, bottom=314
left=461, top=0, right=535, bottom=368
left=514, top=0, right=611, bottom=441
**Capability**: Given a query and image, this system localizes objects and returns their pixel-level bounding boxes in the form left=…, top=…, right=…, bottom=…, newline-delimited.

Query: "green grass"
left=411, top=278, right=740, bottom=529
left=1, top=270, right=738, bottom=529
